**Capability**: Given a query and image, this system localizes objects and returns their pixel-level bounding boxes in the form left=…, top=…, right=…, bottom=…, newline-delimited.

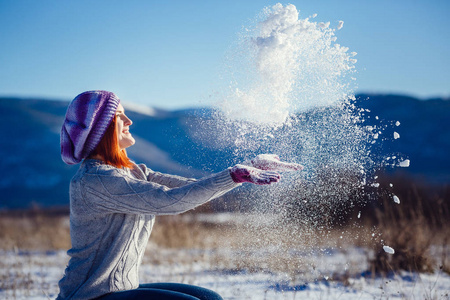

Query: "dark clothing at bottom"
left=95, top=283, right=223, bottom=300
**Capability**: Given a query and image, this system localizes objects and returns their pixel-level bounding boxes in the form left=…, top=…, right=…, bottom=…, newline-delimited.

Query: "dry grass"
left=0, top=209, right=368, bottom=278
left=0, top=209, right=448, bottom=278
left=368, top=199, right=436, bottom=274
left=360, top=175, right=450, bottom=275
left=0, top=208, right=71, bottom=251
left=0, top=203, right=449, bottom=299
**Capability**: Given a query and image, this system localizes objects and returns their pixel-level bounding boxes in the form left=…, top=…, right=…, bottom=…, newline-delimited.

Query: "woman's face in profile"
left=115, top=103, right=135, bottom=150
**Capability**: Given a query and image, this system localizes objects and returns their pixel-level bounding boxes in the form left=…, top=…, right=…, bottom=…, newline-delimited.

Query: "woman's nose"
left=124, top=115, right=132, bottom=126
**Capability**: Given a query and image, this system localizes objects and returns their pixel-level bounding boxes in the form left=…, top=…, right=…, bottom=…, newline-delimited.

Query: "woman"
left=57, top=90, right=302, bottom=300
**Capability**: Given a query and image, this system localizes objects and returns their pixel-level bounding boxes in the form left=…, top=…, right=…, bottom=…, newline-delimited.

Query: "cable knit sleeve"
left=136, top=163, right=197, bottom=188
left=80, top=164, right=239, bottom=215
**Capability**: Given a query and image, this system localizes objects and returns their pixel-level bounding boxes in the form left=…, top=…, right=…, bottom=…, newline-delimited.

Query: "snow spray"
left=202, top=3, right=371, bottom=218
left=219, top=3, right=356, bottom=125
left=196, top=3, right=407, bottom=279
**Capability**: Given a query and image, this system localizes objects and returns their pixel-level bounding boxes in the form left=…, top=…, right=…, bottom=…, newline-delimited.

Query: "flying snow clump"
left=393, top=195, right=400, bottom=204
left=383, top=246, right=395, bottom=254
left=398, top=159, right=410, bottom=167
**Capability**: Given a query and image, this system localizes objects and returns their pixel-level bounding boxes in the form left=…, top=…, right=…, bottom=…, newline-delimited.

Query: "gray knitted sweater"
left=57, top=159, right=239, bottom=300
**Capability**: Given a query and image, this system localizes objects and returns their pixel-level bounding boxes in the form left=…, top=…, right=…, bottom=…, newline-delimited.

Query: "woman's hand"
left=249, top=154, right=303, bottom=172
left=230, top=164, right=281, bottom=185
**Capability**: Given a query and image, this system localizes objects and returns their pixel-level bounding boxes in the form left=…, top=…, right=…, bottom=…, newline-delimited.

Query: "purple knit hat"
left=60, top=90, right=120, bottom=164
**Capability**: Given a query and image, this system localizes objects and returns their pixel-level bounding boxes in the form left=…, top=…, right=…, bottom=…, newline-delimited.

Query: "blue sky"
left=0, top=0, right=449, bottom=109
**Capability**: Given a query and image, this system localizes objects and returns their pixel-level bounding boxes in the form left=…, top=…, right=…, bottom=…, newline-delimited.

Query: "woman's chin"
left=120, top=138, right=135, bottom=150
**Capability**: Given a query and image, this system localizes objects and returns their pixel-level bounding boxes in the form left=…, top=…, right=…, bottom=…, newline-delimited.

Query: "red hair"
left=89, top=115, right=134, bottom=169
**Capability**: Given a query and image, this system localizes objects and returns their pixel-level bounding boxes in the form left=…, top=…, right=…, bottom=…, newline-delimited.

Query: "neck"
left=88, top=154, right=104, bottom=161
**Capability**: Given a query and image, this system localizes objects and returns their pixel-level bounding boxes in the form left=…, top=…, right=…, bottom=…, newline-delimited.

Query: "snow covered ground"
left=1, top=246, right=449, bottom=300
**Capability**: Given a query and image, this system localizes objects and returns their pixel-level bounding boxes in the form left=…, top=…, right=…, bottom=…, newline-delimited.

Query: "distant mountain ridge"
left=0, top=94, right=448, bottom=209
left=354, top=94, right=450, bottom=182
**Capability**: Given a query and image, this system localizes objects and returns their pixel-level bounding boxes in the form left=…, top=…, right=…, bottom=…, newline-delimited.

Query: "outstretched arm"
left=81, top=167, right=238, bottom=215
